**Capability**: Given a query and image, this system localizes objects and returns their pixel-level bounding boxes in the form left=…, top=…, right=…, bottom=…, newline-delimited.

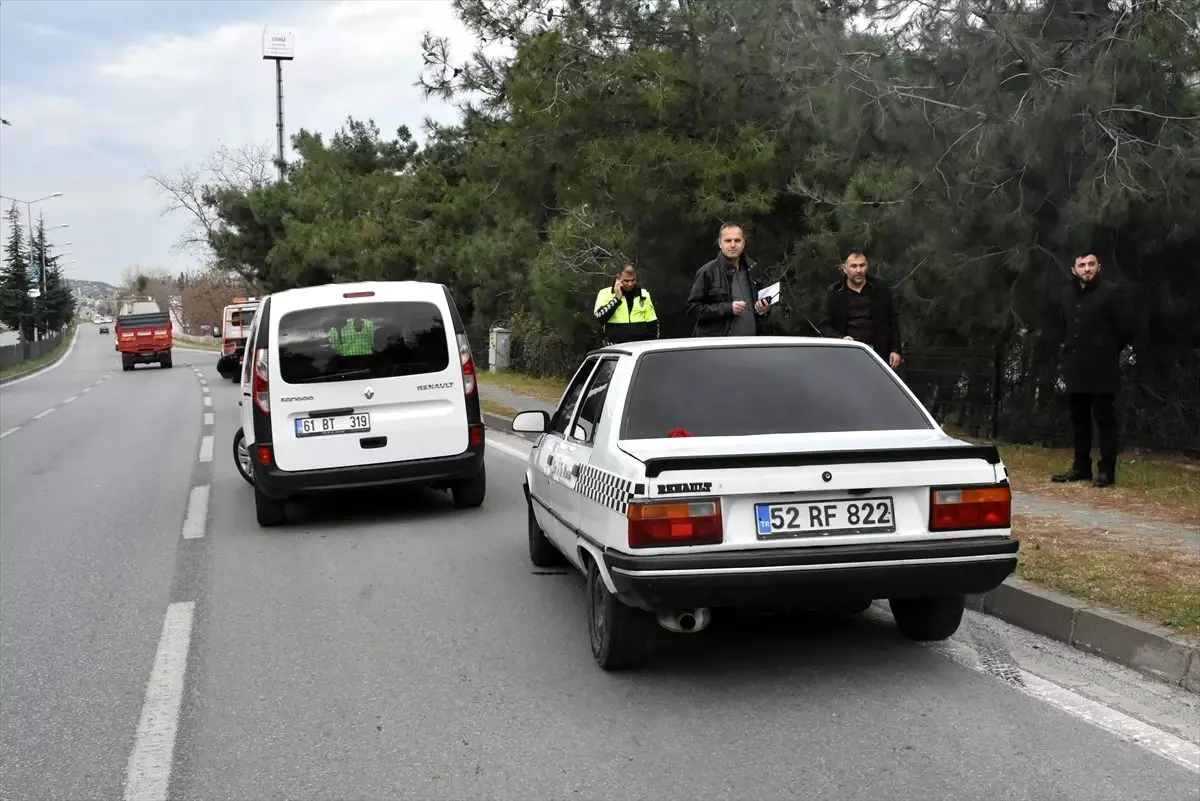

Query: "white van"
left=234, top=281, right=487, bottom=526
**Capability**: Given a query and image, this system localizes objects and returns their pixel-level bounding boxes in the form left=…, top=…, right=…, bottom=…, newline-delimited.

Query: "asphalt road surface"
left=2, top=323, right=1198, bottom=801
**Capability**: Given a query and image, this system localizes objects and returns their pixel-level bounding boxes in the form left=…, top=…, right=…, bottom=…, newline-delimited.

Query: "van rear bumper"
left=252, top=444, right=485, bottom=499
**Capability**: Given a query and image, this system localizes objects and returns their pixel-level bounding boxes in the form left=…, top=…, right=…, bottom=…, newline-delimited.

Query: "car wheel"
left=889, top=595, right=965, bottom=641
left=233, top=427, right=255, bottom=486
left=586, top=558, right=650, bottom=671
left=254, top=483, right=287, bottom=527
left=527, top=501, right=564, bottom=567
left=452, top=464, right=486, bottom=509
left=161, top=355, right=173, bottom=368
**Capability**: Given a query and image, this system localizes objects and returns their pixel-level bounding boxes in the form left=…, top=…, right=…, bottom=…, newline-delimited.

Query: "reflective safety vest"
left=594, top=287, right=658, bottom=324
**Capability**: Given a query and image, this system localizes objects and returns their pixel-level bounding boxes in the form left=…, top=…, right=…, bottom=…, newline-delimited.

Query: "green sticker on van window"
left=329, top=318, right=375, bottom=356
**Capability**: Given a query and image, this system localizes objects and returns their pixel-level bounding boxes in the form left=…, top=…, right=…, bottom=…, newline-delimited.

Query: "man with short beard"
left=685, top=223, right=773, bottom=337
left=1048, top=251, right=1138, bottom=488
left=817, top=248, right=902, bottom=369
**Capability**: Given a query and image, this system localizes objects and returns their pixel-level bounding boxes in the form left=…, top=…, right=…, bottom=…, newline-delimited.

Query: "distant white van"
left=234, top=281, right=487, bottom=526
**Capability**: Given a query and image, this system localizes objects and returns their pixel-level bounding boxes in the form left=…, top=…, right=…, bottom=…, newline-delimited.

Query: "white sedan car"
left=511, top=336, right=1018, bottom=670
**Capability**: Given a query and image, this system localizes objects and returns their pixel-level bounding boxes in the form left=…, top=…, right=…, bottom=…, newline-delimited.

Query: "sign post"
left=262, top=31, right=295, bottom=182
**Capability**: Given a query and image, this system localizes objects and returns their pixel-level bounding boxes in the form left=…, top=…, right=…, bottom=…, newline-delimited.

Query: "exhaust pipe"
left=657, top=608, right=712, bottom=634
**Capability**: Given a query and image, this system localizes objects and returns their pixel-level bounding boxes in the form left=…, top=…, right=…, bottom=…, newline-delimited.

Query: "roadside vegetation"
left=0, top=324, right=77, bottom=382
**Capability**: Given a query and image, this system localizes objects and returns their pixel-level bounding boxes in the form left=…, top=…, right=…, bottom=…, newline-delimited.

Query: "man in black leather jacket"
left=685, top=223, right=773, bottom=337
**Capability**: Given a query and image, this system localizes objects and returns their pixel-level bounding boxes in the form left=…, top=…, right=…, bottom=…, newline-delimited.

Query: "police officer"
left=593, top=263, right=659, bottom=344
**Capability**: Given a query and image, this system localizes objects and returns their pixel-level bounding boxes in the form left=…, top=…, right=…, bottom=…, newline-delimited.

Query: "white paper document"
left=757, top=281, right=781, bottom=305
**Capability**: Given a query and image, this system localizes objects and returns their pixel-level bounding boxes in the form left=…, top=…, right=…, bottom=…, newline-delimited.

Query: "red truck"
left=116, top=311, right=174, bottom=370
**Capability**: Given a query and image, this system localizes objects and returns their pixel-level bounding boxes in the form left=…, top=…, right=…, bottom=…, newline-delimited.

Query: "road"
left=1, top=323, right=1198, bottom=801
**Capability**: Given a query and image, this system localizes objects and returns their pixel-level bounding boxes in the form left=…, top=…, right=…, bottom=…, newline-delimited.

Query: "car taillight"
left=469, top=424, right=484, bottom=447
left=252, top=348, right=270, bottom=414
left=257, top=444, right=273, bottom=466
left=154, top=329, right=168, bottom=336
left=930, top=486, right=1011, bottom=531
left=456, top=333, right=476, bottom=396
left=628, top=500, right=723, bottom=548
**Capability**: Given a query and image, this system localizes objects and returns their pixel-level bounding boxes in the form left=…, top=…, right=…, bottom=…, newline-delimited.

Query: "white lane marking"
left=0, top=326, right=80, bottom=388
left=201, top=387, right=210, bottom=395
left=0, top=427, right=19, bottom=439
left=63, top=395, right=78, bottom=405
left=202, top=396, right=212, bottom=408
left=487, top=438, right=532, bottom=462
left=198, top=435, right=213, bottom=462
left=203, top=412, right=214, bottom=426
left=929, top=640, right=1200, bottom=774
left=123, top=601, right=195, bottom=801
left=33, top=408, right=56, bottom=420
left=181, top=486, right=210, bottom=540
left=81, top=386, right=92, bottom=394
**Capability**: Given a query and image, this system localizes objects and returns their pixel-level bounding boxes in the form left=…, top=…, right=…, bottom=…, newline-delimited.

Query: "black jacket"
left=817, top=277, right=902, bottom=359
left=685, top=253, right=773, bottom=337
left=1046, top=273, right=1137, bottom=395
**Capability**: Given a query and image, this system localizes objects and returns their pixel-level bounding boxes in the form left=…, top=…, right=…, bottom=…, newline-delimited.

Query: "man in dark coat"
left=817, top=248, right=902, bottom=368
left=685, top=223, right=773, bottom=337
left=1047, top=251, right=1138, bottom=488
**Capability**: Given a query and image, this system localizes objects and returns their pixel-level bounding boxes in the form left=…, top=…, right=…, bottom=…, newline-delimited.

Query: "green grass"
left=481, top=398, right=519, bottom=420
left=477, top=370, right=568, bottom=404
left=1016, top=516, right=1200, bottom=636
left=173, top=332, right=223, bottom=351
left=0, top=326, right=77, bottom=382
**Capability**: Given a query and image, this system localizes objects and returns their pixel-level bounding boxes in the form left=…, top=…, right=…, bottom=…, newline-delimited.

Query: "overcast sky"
left=0, top=0, right=484, bottom=286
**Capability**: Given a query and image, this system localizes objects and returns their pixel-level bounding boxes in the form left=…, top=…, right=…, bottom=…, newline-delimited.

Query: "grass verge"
left=481, top=398, right=519, bottom=420
left=1015, top=515, right=1200, bottom=636
left=0, top=326, right=76, bottom=382
left=477, top=371, right=567, bottom=404
left=977, top=438, right=1200, bottom=528
left=173, top=333, right=222, bottom=351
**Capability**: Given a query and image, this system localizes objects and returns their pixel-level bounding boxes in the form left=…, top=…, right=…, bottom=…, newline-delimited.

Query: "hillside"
left=67, top=279, right=119, bottom=302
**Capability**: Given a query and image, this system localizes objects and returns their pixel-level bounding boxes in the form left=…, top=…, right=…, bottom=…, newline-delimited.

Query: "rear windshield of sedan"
left=620, top=344, right=933, bottom=439
left=277, top=301, right=450, bottom=385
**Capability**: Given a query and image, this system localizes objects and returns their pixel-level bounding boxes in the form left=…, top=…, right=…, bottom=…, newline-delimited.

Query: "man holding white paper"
left=686, top=223, right=775, bottom=337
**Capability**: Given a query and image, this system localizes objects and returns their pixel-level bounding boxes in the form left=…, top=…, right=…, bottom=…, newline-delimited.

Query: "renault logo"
left=364, top=386, right=374, bottom=399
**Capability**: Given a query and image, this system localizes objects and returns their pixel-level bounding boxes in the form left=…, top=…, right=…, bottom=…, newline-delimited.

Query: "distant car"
left=511, top=337, right=1019, bottom=671
left=99, top=325, right=109, bottom=334
left=235, top=280, right=487, bottom=527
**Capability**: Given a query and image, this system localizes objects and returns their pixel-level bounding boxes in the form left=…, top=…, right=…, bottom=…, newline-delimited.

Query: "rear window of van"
left=277, top=301, right=450, bottom=385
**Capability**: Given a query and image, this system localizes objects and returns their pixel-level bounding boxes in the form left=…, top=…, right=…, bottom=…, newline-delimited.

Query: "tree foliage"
left=1, top=204, right=75, bottom=337
left=176, top=0, right=1197, bottom=383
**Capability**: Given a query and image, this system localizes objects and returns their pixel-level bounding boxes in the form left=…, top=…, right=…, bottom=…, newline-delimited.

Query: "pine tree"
left=0, top=202, right=33, bottom=339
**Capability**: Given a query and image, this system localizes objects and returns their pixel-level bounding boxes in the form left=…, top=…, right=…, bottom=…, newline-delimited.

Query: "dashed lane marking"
left=203, top=412, right=214, bottom=426
left=62, top=395, right=78, bottom=405
left=202, top=397, right=212, bottom=408
left=198, top=435, right=213, bottom=463
left=32, top=408, right=55, bottom=420
left=123, top=601, right=195, bottom=801
left=181, top=486, right=209, bottom=540
left=0, top=427, right=19, bottom=439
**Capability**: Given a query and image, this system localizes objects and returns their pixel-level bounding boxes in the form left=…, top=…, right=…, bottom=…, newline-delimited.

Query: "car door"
left=558, top=357, right=619, bottom=552
left=534, top=357, right=598, bottom=549
left=239, top=305, right=264, bottom=444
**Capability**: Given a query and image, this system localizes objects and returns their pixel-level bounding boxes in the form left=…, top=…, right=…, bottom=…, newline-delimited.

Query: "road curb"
left=479, top=410, right=1200, bottom=695
left=967, top=578, right=1200, bottom=693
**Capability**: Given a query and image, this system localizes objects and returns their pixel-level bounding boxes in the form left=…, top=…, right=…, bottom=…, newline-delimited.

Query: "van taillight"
left=628, top=500, right=723, bottom=548
left=930, top=486, right=1011, bottom=531
left=456, top=333, right=476, bottom=395
left=252, top=348, right=270, bottom=414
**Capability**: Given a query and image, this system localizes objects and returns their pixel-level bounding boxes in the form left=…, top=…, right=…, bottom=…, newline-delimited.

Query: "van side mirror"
left=213, top=327, right=222, bottom=337
left=512, top=410, right=548, bottom=434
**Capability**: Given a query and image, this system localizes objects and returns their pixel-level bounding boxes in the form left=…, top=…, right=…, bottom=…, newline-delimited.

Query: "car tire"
left=527, top=501, right=564, bottom=567
left=889, top=595, right=965, bottom=641
left=254, top=483, right=287, bottom=527
left=161, top=355, right=173, bottom=368
left=586, top=558, right=650, bottom=671
left=233, top=427, right=255, bottom=486
left=452, top=464, right=486, bottom=509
